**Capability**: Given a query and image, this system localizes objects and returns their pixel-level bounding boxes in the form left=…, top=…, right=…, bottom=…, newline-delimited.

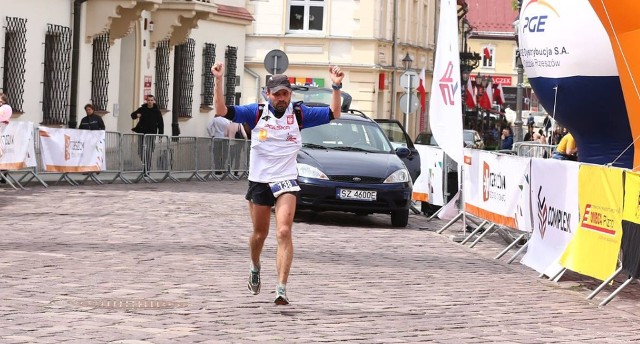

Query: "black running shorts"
left=245, top=181, right=298, bottom=206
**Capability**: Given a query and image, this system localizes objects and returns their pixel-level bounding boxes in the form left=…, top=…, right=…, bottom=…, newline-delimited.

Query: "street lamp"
left=402, top=53, right=413, bottom=131
left=513, top=0, right=525, bottom=143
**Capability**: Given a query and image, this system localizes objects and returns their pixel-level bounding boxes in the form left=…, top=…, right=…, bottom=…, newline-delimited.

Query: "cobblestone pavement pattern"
left=2, top=181, right=640, bottom=343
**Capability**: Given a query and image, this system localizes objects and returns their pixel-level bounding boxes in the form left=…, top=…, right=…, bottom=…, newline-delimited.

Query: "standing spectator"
left=537, top=129, right=547, bottom=144
left=527, top=113, right=535, bottom=127
left=207, top=116, right=230, bottom=138
left=130, top=95, right=164, bottom=171
left=501, top=128, right=514, bottom=150
left=523, top=125, right=535, bottom=142
left=78, top=104, right=105, bottom=130
left=0, top=93, right=11, bottom=183
left=226, top=121, right=247, bottom=140
left=0, top=93, right=12, bottom=125
left=211, top=61, right=344, bottom=305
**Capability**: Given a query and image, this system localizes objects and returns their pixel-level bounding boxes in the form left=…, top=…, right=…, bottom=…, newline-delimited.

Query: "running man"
left=211, top=62, right=344, bottom=305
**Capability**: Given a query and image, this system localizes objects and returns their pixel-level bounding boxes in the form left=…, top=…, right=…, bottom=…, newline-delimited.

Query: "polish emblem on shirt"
left=287, top=115, right=294, bottom=125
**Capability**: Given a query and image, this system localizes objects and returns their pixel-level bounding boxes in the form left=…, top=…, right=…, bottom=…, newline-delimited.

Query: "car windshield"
left=464, top=131, right=474, bottom=142
left=302, top=119, right=393, bottom=153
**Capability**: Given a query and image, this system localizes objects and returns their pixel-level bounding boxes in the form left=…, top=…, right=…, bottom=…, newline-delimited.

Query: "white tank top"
left=249, top=103, right=302, bottom=183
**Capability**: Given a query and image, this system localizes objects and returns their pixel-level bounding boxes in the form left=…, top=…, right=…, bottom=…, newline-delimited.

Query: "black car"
left=373, top=119, right=421, bottom=183
left=296, top=113, right=413, bottom=227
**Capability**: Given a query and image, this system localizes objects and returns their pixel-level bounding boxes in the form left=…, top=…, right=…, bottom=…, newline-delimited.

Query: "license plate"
left=336, top=189, right=377, bottom=201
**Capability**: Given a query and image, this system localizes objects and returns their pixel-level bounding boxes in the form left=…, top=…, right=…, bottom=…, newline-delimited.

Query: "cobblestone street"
left=2, top=181, right=640, bottom=343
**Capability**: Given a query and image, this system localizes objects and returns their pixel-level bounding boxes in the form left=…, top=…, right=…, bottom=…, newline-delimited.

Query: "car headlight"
left=297, top=163, right=328, bottom=180
left=384, top=168, right=411, bottom=183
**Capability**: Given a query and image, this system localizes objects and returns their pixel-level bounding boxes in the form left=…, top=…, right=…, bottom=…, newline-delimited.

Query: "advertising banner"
left=521, top=159, right=579, bottom=276
left=39, top=127, right=106, bottom=172
left=412, top=144, right=445, bottom=206
left=463, top=149, right=531, bottom=231
left=559, top=164, right=624, bottom=281
left=0, top=121, right=37, bottom=170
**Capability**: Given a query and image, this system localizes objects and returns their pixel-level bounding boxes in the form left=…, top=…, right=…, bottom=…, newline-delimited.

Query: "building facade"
left=242, top=0, right=439, bottom=138
left=0, top=0, right=252, bottom=137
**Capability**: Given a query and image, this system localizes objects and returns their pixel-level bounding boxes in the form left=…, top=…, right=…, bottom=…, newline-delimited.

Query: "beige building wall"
left=244, top=0, right=438, bottom=138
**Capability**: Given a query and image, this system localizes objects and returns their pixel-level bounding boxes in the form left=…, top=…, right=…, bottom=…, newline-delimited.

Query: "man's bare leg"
left=247, top=201, right=270, bottom=295
left=273, top=194, right=296, bottom=305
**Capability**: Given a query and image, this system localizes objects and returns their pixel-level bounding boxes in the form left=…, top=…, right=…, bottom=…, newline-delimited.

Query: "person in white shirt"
left=207, top=115, right=230, bottom=138
left=211, top=61, right=344, bottom=305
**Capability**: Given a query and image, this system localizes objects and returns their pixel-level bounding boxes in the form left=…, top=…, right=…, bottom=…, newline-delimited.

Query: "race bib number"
left=269, top=179, right=301, bottom=198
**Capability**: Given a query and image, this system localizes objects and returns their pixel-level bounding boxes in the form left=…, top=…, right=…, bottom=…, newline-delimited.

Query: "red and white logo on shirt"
left=287, top=115, right=294, bottom=125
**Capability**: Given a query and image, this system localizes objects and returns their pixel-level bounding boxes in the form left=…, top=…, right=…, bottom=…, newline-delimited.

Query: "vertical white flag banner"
left=428, top=0, right=463, bottom=164
left=39, top=127, right=106, bottom=172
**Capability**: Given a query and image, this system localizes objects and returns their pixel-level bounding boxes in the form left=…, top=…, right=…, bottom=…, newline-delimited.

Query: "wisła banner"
left=463, top=149, right=531, bottom=231
left=0, top=121, right=37, bottom=170
left=412, top=145, right=445, bottom=206
left=521, top=159, right=579, bottom=276
left=39, top=127, right=106, bottom=172
left=559, top=164, right=624, bottom=281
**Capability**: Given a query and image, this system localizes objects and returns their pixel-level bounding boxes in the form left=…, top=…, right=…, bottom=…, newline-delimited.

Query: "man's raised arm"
left=328, top=65, right=345, bottom=119
left=211, top=62, right=227, bottom=116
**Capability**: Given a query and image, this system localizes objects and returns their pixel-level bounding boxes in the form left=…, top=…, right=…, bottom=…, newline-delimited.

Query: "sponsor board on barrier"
left=39, top=127, right=106, bottom=172
left=463, top=149, right=532, bottom=231
left=521, top=159, right=579, bottom=276
left=559, top=164, right=623, bottom=281
left=0, top=121, right=37, bottom=170
left=412, top=145, right=445, bottom=206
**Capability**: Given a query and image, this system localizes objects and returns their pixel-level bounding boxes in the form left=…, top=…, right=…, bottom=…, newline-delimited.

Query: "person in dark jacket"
left=130, top=95, right=164, bottom=171
left=131, top=95, right=164, bottom=134
left=78, top=104, right=105, bottom=130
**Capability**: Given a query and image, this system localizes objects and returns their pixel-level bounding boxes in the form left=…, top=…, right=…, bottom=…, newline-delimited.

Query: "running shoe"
left=247, top=269, right=261, bottom=295
left=274, top=285, right=289, bottom=305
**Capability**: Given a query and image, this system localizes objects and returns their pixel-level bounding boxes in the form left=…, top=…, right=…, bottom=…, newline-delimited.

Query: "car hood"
left=298, top=148, right=405, bottom=177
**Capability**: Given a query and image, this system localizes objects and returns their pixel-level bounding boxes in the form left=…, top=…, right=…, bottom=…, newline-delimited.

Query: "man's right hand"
left=136, top=113, right=141, bottom=118
left=211, top=62, right=224, bottom=78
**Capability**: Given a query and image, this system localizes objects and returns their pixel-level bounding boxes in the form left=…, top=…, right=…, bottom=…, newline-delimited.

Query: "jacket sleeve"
left=130, top=106, right=142, bottom=120
left=157, top=110, right=164, bottom=135
left=98, top=116, right=106, bottom=130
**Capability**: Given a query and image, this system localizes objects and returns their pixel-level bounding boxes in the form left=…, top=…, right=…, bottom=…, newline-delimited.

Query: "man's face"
left=502, top=129, right=509, bottom=136
left=146, top=96, right=156, bottom=107
left=85, top=107, right=94, bottom=115
left=267, top=89, right=292, bottom=112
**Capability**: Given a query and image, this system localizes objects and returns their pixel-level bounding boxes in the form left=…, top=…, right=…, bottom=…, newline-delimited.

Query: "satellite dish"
left=264, top=49, right=289, bottom=75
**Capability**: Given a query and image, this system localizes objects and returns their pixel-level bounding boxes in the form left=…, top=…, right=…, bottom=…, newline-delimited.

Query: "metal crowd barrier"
left=513, top=142, right=555, bottom=158
left=0, top=129, right=251, bottom=188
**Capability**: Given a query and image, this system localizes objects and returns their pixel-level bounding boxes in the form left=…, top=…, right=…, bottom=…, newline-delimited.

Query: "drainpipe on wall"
left=244, top=67, right=262, bottom=103
left=390, top=0, right=398, bottom=120
left=69, top=0, right=88, bottom=129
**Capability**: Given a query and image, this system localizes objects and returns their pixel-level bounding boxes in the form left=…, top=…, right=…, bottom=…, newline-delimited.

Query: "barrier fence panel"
left=193, top=137, right=213, bottom=181
left=101, top=131, right=129, bottom=184
left=212, top=138, right=230, bottom=180
left=169, top=136, right=199, bottom=181
left=514, top=142, right=555, bottom=158
left=31, top=129, right=80, bottom=186
left=121, top=133, right=145, bottom=183
left=4, top=125, right=47, bottom=188
left=144, top=134, right=179, bottom=183
left=228, top=138, right=249, bottom=180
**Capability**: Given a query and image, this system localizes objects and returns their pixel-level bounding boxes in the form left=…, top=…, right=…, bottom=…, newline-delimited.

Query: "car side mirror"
left=395, top=147, right=410, bottom=158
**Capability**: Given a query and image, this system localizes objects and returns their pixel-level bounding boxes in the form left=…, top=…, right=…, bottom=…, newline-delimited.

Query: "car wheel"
left=391, top=209, right=409, bottom=227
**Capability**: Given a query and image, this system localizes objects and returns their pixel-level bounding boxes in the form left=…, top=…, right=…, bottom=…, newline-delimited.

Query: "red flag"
left=494, top=83, right=506, bottom=105
left=465, top=77, right=476, bottom=109
left=479, top=80, right=493, bottom=110
left=483, top=47, right=492, bottom=59
left=417, top=67, right=427, bottom=113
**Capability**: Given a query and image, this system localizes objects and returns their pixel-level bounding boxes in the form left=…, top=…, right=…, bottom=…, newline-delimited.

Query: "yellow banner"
left=623, top=171, right=640, bottom=224
left=559, top=165, right=624, bottom=281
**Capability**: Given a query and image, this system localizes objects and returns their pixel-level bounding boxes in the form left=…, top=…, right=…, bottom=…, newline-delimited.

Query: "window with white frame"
left=481, top=45, right=495, bottom=68
left=288, top=0, right=325, bottom=32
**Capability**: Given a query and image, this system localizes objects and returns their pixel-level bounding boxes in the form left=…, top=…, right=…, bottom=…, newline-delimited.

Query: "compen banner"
left=39, top=127, right=106, bottom=172
left=521, top=159, right=579, bottom=277
left=463, top=149, right=531, bottom=231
